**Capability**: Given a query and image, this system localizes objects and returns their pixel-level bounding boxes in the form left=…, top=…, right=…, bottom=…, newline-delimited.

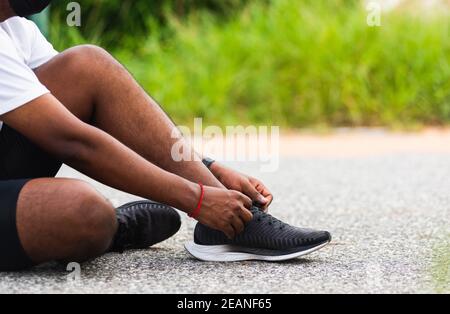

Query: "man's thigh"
left=0, top=124, right=62, bottom=180
left=34, top=45, right=107, bottom=122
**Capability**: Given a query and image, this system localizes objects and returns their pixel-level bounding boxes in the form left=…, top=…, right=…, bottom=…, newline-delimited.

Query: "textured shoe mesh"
left=111, top=201, right=181, bottom=253
left=194, top=206, right=331, bottom=250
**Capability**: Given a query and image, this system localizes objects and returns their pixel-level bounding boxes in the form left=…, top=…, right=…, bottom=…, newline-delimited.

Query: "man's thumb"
left=244, top=183, right=267, bottom=205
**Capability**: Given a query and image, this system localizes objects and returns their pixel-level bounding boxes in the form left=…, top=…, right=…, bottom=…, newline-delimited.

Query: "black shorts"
left=0, top=124, right=62, bottom=271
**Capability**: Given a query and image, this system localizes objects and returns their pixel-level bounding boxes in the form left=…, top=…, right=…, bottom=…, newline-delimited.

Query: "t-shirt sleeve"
left=28, top=20, right=58, bottom=69
left=0, top=32, right=50, bottom=115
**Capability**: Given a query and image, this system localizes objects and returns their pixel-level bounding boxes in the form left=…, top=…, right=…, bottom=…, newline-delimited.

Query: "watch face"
left=202, top=158, right=215, bottom=168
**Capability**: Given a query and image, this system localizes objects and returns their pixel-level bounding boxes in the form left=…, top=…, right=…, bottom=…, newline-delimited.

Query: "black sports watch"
left=202, top=157, right=216, bottom=169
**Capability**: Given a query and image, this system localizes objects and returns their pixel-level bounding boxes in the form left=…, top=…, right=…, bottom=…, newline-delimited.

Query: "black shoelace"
left=252, top=207, right=286, bottom=230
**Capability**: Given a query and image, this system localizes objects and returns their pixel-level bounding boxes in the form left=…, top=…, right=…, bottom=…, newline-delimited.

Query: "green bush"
left=50, top=0, right=253, bottom=50
left=50, top=0, right=450, bottom=128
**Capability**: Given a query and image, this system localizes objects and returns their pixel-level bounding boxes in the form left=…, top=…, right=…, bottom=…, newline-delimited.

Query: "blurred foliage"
left=50, top=0, right=255, bottom=50
left=49, top=0, right=450, bottom=129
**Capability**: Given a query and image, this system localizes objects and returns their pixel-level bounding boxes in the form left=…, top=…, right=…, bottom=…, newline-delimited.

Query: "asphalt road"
left=0, top=143, right=449, bottom=293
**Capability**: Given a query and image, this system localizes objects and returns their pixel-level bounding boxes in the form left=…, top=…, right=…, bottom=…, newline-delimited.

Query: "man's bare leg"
left=34, top=45, right=223, bottom=188
left=16, top=178, right=117, bottom=263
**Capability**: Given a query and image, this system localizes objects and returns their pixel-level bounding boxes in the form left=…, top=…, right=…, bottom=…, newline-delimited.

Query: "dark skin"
left=0, top=4, right=273, bottom=264
left=0, top=1, right=14, bottom=20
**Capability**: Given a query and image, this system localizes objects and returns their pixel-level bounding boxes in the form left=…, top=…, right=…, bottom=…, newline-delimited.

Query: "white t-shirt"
left=0, top=16, right=58, bottom=129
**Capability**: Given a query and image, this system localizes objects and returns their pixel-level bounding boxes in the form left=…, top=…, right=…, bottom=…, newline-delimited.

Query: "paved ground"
left=0, top=131, right=449, bottom=294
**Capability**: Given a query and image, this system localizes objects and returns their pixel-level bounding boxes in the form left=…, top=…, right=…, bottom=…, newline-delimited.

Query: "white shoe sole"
left=184, top=241, right=330, bottom=262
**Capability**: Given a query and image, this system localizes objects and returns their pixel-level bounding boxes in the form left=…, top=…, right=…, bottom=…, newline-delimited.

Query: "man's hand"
left=197, top=186, right=253, bottom=239
left=210, top=163, right=274, bottom=211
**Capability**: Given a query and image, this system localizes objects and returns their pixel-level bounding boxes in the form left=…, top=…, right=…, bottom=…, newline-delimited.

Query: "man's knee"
left=70, top=44, right=110, bottom=61
left=62, top=44, right=114, bottom=76
left=16, top=179, right=117, bottom=263
left=66, top=181, right=117, bottom=260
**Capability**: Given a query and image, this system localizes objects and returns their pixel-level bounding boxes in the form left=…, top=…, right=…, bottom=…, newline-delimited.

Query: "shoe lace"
left=253, top=207, right=286, bottom=230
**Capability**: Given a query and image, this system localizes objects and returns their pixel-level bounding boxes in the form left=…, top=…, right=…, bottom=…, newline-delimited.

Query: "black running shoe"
left=185, top=206, right=331, bottom=261
left=110, top=200, right=181, bottom=253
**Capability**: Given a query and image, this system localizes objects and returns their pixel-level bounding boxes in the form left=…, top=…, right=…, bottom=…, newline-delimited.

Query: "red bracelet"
left=189, top=183, right=204, bottom=219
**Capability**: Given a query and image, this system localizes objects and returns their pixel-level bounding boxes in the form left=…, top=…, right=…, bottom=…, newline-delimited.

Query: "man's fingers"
left=252, top=179, right=273, bottom=208
left=242, top=181, right=267, bottom=205
left=239, top=193, right=253, bottom=209
left=231, top=216, right=245, bottom=235
left=239, top=206, right=253, bottom=223
left=222, top=224, right=235, bottom=239
left=266, top=194, right=274, bottom=206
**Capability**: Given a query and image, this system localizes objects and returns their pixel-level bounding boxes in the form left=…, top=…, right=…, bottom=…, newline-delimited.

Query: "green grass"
left=51, top=0, right=450, bottom=128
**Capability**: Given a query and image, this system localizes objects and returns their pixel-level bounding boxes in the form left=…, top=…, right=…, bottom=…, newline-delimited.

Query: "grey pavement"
left=0, top=153, right=449, bottom=293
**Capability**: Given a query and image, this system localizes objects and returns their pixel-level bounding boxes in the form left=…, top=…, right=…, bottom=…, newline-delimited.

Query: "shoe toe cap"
left=153, top=207, right=182, bottom=240
left=309, top=230, right=332, bottom=245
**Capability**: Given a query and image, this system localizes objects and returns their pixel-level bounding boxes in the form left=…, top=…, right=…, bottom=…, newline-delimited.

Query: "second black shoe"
left=110, top=200, right=181, bottom=253
left=185, top=206, right=331, bottom=262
